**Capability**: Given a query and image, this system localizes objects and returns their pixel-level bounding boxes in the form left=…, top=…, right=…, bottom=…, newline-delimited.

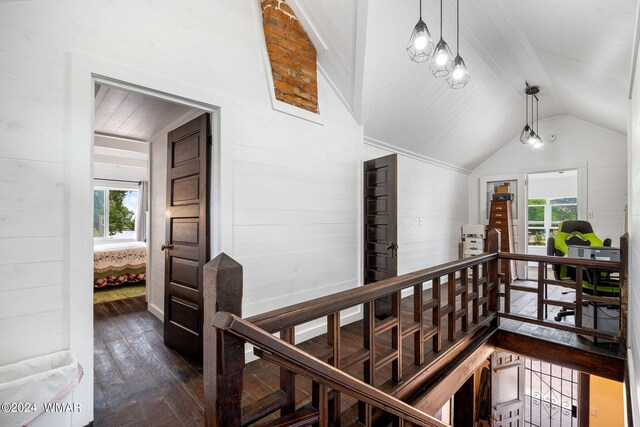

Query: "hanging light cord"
left=525, top=91, right=529, bottom=126
left=440, top=0, right=443, bottom=37
left=456, top=0, right=460, bottom=53
left=536, top=96, right=539, bottom=134
left=419, top=0, right=422, bottom=19
left=531, top=95, right=534, bottom=131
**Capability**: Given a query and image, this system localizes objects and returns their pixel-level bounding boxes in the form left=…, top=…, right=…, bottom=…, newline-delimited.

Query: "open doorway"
left=91, top=82, right=201, bottom=305
left=526, top=170, right=578, bottom=279
left=91, top=81, right=213, bottom=423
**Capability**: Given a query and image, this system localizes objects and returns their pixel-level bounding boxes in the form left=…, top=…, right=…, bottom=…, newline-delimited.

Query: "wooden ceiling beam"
left=491, top=329, right=625, bottom=382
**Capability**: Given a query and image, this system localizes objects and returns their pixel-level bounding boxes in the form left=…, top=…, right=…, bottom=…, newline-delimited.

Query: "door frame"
left=480, top=172, right=526, bottom=279
left=524, top=168, right=582, bottom=259
left=69, top=53, right=231, bottom=425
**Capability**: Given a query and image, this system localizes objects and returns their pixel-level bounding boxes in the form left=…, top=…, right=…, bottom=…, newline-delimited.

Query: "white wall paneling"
left=0, top=2, right=362, bottom=425
left=363, top=140, right=470, bottom=278
left=627, top=42, right=640, bottom=424
left=470, top=117, right=628, bottom=244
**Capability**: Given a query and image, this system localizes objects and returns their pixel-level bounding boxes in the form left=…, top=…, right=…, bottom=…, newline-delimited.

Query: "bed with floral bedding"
left=93, top=241, right=147, bottom=288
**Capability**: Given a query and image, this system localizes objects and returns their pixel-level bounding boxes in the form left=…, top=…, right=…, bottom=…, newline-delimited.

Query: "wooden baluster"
left=461, top=267, right=468, bottom=332
left=472, top=264, right=479, bottom=323
left=280, top=327, right=296, bottom=415
left=327, top=313, right=341, bottom=425
left=359, top=300, right=375, bottom=424
left=392, top=290, right=402, bottom=383
left=544, top=259, right=549, bottom=320
left=203, top=253, right=244, bottom=427
left=431, top=277, right=442, bottom=353
left=575, top=266, right=583, bottom=328
left=504, top=260, right=512, bottom=314
left=432, top=277, right=442, bottom=353
left=312, top=381, right=329, bottom=427
left=413, top=283, right=424, bottom=366
left=537, top=262, right=545, bottom=320
left=481, top=261, right=489, bottom=317
left=448, top=272, right=456, bottom=342
left=487, top=229, right=500, bottom=323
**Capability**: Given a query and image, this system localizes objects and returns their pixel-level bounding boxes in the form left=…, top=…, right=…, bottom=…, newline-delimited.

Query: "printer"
left=567, top=245, right=620, bottom=262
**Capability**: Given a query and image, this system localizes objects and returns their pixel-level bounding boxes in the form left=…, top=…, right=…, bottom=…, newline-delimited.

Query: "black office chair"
left=546, top=220, right=617, bottom=321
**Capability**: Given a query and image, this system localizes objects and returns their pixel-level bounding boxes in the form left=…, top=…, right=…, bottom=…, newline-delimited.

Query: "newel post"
left=203, top=253, right=244, bottom=427
left=487, top=228, right=500, bottom=323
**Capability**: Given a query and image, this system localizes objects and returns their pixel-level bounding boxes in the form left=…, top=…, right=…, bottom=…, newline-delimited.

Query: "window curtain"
left=135, top=181, right=148, bottom=242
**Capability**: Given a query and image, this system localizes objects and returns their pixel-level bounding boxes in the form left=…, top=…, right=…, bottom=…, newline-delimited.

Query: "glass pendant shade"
left=519, top=124, right=531, bottom=144
left=407, top=19, right=434, bottom=63
left=529, top=135, right=544, bottom=152
left=446, top=54, right=470, bottom=88
left=430, top=38, right=454, bottom=77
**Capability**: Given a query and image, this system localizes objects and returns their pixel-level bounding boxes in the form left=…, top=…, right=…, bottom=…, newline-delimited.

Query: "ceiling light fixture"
left=520, top=83, right=544, bottom=152
left=519, top=88, right=532, bottom=144
left=446, top=0, right=470, bottom=88
left=529, top=93, right=544, bottom=152
left=407, top=0, right=434, bottom=63
left=430, top=0, right=453, bottom=77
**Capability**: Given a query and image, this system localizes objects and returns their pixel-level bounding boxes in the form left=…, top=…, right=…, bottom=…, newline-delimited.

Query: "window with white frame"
left=527, top=197, right=578, bottom=246
left=93, top=187, right=139, bottom=240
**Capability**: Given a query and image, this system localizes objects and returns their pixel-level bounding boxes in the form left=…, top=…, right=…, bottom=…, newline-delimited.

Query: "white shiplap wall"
left=148, top=128, right=168, bottom=320
left=627, top=51, right=640, bottom=424
left=0, top=1, right=360, bottom=425
left=469, top=116, right=628, bottom=242
left=363, top=143, right=469, bottom=276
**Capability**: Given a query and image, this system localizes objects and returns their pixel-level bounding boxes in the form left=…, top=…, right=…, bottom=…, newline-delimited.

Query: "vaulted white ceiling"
left=294, top=0, right=638, bottom=171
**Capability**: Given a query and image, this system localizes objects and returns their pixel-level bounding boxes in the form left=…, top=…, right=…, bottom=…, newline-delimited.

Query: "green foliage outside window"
left=108, top=190, right=135, bottom=235
left=551, top=205, right=577, bottom=223
left=528, top=198, right=546, bottom=205
left=527, top=197, right=577, bottom=247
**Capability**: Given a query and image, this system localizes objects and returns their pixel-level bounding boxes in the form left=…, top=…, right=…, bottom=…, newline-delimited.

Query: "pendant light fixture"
left=406, top=0, right=434, bottom=63
left=430, top=0, right=453, bottom=77
left=520, top=82, right=540, bottom=144
left=529, top=93, right=544, bottom=152
left=446, top=0, right=470, bottom=88
left=520, top=95, right=531, bottom=144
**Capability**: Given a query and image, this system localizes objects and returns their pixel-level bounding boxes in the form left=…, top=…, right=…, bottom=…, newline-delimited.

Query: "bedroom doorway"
left=90, top=82, right=209, bottom=309
left=91, top=80, right=214, bottom=420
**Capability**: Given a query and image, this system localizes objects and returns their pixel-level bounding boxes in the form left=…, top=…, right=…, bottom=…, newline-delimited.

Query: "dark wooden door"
left=163, top=113, right=210, bottom=361
left=491, top=351, right=525, bottom=427
left=363, top=154, right=398, bottom=318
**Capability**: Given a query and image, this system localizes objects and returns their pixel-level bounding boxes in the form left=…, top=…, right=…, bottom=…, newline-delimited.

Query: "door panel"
left=491, top=351, right=525, bottom=427
left=363, top=154, right=398, bottom=318
left=164, top=113, right=210, bottom=361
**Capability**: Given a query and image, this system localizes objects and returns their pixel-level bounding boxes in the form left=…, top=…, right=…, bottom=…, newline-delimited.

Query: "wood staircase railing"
left=202, top=230, right=628, bottom=427
left=213, top=311, right=449, bottom=427
left=203, top=230, right=502, bottom=427
left=498, top=232, right=628, bottom=348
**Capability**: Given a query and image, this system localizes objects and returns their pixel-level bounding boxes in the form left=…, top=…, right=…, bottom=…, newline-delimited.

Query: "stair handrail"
left=212, top=311, right=450, bottom=427
left=247, top=252, right=497, bottom=334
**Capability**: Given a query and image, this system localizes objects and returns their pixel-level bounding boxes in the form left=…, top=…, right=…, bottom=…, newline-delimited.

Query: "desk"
left=583, top=266, right=620, bottom=344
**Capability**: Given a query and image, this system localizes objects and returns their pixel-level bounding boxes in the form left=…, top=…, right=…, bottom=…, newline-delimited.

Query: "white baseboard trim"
left=147, top=303, right=164, bottom=321
left=244, top=307, right=363, bottom=362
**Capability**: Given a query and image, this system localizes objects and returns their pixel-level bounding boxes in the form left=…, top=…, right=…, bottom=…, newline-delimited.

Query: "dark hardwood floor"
left=94, top=296, right=204, bottom=426
left=93, top=279, right=621, bottom=426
